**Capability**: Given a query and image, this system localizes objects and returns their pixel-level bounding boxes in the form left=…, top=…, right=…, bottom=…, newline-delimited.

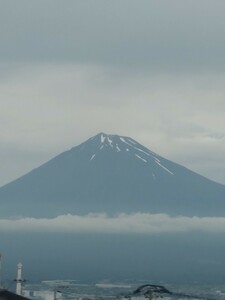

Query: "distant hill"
left=0, top=132, right=225, bottom=218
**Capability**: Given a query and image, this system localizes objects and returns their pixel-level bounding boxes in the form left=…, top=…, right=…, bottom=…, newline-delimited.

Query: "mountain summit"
left=0, top=132, right=225, bottom=218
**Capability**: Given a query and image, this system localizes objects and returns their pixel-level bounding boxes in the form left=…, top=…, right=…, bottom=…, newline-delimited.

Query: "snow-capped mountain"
left=0, top=132, right=225, bottom=217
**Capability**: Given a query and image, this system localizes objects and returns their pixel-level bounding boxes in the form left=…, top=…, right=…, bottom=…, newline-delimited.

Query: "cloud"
left=1, top=213, right=225, bottom=234
left=0, top=1, right=225, bottom=188
left=1, top=0, right=225, bottom=73
left=0, top=63, right=225, bottom=186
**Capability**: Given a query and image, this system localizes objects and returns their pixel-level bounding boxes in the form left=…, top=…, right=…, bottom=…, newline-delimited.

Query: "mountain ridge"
left=0, top=132, right=225, bottom=218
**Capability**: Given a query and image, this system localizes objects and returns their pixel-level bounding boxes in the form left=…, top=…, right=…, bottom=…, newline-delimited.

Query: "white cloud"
left=0, top=63, right=225, bottom=186
left=1, top=213, right=225, bottom=234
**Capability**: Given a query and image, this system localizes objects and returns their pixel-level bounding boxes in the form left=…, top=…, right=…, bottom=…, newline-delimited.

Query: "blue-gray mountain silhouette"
left=0, top=132, right=225, bottom=217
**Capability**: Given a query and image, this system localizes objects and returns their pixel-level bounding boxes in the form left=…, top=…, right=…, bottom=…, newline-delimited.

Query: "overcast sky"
left=0, top=0, right=225, bottom=186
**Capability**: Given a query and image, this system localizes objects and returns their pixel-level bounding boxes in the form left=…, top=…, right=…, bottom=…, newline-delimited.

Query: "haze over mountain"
left=0, top=132, right=225, bottom=218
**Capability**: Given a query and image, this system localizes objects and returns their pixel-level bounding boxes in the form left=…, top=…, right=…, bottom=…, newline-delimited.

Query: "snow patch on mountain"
left=116, top=144, right=121, bottom=152
left=119, top=137, right=129, bottom=145
left=120, top=137, right=155, bottom=158
left=101, top=134, right=106, bottom=143
left=90, top=154, right=96, bottom=161
left=155, top=161, right=174, bottom=175
left=127, top=138, right=137, bottom=145
left=107, top=136, right=113, bottom=148
left=135, top=154, right=147, bottom=163
left=96, top=133, right=175, bottom=175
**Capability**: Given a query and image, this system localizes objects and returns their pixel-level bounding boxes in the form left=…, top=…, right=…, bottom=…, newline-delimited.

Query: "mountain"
left=0, top=132, right=225, bottom=218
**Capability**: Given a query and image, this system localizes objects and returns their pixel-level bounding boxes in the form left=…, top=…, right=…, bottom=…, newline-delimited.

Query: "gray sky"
left=0, top=0, right=225, bottom=186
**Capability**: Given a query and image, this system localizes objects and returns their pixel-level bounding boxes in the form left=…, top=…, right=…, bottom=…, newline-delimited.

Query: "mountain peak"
left=93, top=132, right=119, bottom=142
left=88, top=132, right=166, bottom=170
left=1, top=132, right=225, bottom=218
left=91, top=132, right=140, bottom=150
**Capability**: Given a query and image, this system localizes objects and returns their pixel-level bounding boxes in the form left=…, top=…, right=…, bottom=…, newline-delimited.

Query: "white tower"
left=0, top=254, right=2, bottom=289
left=16, top=262, right=23, bottom=296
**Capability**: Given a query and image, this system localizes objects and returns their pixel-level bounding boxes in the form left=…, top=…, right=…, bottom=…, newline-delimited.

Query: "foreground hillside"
left=0, top=132, right=225, bottom=217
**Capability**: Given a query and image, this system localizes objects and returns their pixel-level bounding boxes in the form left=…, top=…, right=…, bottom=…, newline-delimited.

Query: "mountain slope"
left=0, top=132, right=225, bottom=217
